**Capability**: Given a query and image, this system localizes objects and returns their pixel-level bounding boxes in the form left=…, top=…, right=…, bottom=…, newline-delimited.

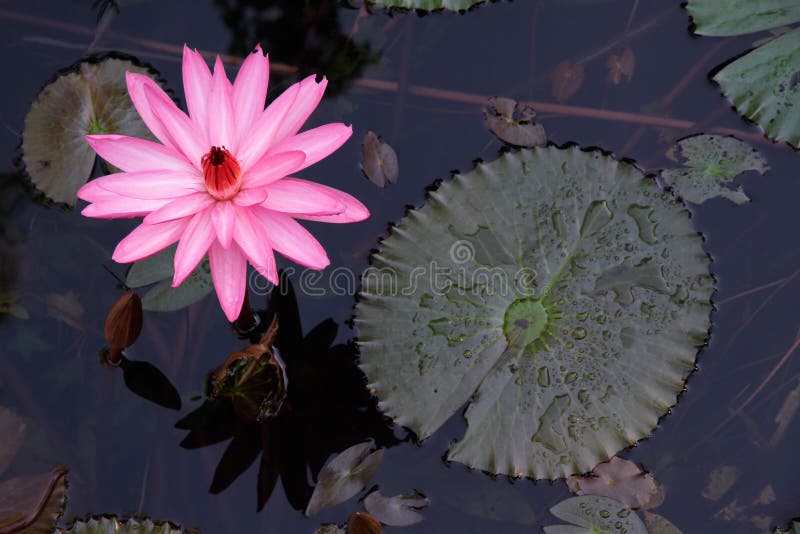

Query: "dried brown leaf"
left=346, top=512, right=382, bottom=534
left=566, top=456, right=663, bottom=510
left=483, top=97, right=547, bottom=148
left=361, top=131, right=398, bottom=188
left=606, top=47, right=635, bottom=85
left=551, top=60, right=585, bottom=103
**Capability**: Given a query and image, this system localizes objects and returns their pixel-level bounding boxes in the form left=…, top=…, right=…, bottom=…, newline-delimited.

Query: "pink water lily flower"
left=78, top=45, right=368, bottom=321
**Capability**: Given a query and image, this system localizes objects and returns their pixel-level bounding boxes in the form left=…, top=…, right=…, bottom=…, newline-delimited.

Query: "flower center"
left=202, top=146, right=242, bottom=200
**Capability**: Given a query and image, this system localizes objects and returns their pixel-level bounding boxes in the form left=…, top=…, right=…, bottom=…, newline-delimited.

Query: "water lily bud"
left=346, top=512, right=381, bottom=534
left=104, top=291, right=143, bottom=351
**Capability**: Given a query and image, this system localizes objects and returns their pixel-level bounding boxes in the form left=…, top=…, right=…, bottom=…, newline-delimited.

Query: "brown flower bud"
left=347, top=512, right=382, bottom=534
left=104, top=291, right=143, bottom=351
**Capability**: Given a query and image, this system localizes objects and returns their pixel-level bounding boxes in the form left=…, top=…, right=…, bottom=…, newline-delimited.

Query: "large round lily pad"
left=21, top=54, right=159, bottom=206
left=355, top=146, right=713, bottom=479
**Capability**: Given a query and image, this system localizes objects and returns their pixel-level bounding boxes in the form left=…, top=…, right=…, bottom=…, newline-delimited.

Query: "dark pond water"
left=1, top=1, right=800, bottom=533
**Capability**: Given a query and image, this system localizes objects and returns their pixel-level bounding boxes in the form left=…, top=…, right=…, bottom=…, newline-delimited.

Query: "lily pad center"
left=503, top=297, right=549, bottom=348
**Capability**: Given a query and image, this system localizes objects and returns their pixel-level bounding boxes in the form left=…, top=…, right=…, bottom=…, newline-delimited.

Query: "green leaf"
left=776, top=521, right=800, bottom=534
left=55, top=515, right=189, bottom=533
left=21, top=55, right=160, bottom=206
left=714, top=27, right=800, bottom=148
left=126, top=245, right=178, bottom=288
left=661, top=134, right=768, bottom=205
left=355, top=147, right=714, bottom=479
left=544, top=496, right=647, bottom=534
left=367, top=0, right=485, bottom=12
left=686, top=0, right=800, bottom=36
left=126, top=245, right=214, bottom=312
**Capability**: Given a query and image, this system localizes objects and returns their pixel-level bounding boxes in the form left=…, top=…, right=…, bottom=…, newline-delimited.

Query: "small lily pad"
left=356, top=147, right=714, bottom=479
left=0, top=467, right=68, bottom=533
left=661, top=134, right=768, bottom=205
left=544, top=495, right=647, bottom=534
left=686, top=0, right=800, bottom=36
left=0, top=407, right=26, bottom=476
left=126, top=245, right=214, bottom=312
left=566, top=456, right=663, bottom=510
left=366, top=0, right=485, bottom=12
left=484, top=97, right=547, bottom=148
left=21, top=55, right=161, bottom=206
left=363, top=490, right=429, bottom=526
left=55, top=515, right=188, bottom=533
left=305, top=442, right=384, bottom=516
left=361, top=131, right=399, bottom=187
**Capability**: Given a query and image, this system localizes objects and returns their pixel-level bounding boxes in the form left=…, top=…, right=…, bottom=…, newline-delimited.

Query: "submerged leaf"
left=46, top=291, right=85, bottom=331
left=363, top=490, right=428, bottom=526
left=686, top=0, right=800, bottom=36
left=366, top=0, right=485, bottom=12
left=361, top=131, right=399, bottom=188
left=713, top=28, right=800, bottom=148
left=21, top=55, right=159, bottom=206
left=544, top=495, right=647, bottom=534
left=0, top=466, right=68, bottom=533
left=566, top=456, right=663, bottom=510
left=606, top=47, right=635, bottom=85
left=119, top=356, right=182, bottom=410
left=55, top=515, right=188, bottom=533
left=643, top=511, right=684, bottom=534
left=0, top=407, right=26, bottom=477
left=305, top=442, right=384, bottom=516
left=776, top=521, right=800, bottom=534
left=661, top=134, right=768, bottom=205
left=702, top=465, right=741, bottom=501
left=552, top=60, right=585, bottom=103
left=483, top=97, right=547, bottom=148
left=770, top=379, right=800, bottom=446
left=356, top=147, right=714, bottom=479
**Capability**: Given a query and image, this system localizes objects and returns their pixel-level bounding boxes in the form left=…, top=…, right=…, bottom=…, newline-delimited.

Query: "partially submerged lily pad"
left=356, top=146, right=714, bottom=479
left=126, top=245, right=214, bottom=312
left=21, top=54, right=160, bottom=206
left=55, top=515, right=188, bottom=533
left=366, top=0, right=485, bottom=12
left=0, top=466, right=68, bottom=533
left=544, top=495, right=647, bottom=534
left=363, top=490, right=428, bottom=526
left=305, top=442, right=384, bottom=516
left=484, top=97, right=547, bottom=148
left=661, top=134, right=768, bottom=205
left=566, top=456, right=663, bottom=510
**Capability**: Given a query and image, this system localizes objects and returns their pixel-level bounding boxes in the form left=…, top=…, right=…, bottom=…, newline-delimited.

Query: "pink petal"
left=182, top=45, right=212, bottom=135
left=266, top=123, right=352, bottom=172
left=86, top=134, right=194, bottom=173
left=208, top=57, right=237, bottom=152
left=233, top=45, right=269, bottom=143
left=262, top=177, right=345, bottom=216
left=252, top=209, right=329, bottom=269
left=112, top=218, right=189, bottom=263
left=173, top=207, right=215, bottom=286
left=242, top=150, right=306, bottom=189
left=293, top=182, right=370, bottom=223
left=93, top=170, right=203, bottom=199
left=211, top=200, right=235, bottom=248
left=272, top=75, right=327, bottom=145
left=78, top=181, right=169, bottom=218
left=233, top=206, right=277, bottom=284
left=143, top=192, right=215, bottom=224
left=141, top=80, right=207, bottom=170
left=126, top=72, right=180, bottom=151
left=233, top=188, right=268, bottom=207
left=208, top=240, right=247, bottom=322
left=236, top=81, right=300, bottom=171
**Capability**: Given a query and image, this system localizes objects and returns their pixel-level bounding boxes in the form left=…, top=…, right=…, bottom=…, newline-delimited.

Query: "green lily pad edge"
left=366, top=0, right=488, bottom=14
left=54, top=514, right=193, bottom=533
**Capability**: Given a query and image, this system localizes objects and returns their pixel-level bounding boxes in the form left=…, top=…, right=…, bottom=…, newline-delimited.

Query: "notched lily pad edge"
left=15, top=51, right=171, bottom=209
left=353, top=142, right=718, bottom=480
left=364, top=0, right=501, bottom=17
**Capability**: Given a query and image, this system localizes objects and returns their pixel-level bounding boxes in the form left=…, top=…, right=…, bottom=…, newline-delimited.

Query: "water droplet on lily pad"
left=544, top=495, right=647, bottom=534
left=21, top=54, right=162, bottom=206
left=356, top=146, right=713, bottom=479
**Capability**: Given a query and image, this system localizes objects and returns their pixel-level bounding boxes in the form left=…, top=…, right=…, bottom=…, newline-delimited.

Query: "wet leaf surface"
left=357, top=147, right=714, bottom=479
left=606, top=47, right=635, bottom=85
left=544, top=495, right=647, bottom=534
left=363, top=490, right=428, bottom=526
left=483, top=97, right=547, bottom=148
left=0, top=467, right=68, bottom=533
left=119, top=356, right=182, bottom=410
left=661, top=134, right=768, bottom=205
left=551, top=60, right=585, bottom=103
left=305, top=442, right=384, bottom=516
left=0, top=407, right=26, bottom=477
left=21, top=55, right=159, bottom=206
left=361, top=131, right=399, bottom=187
left=686, top=0, right=800, bottom=36
left=770, top=379, right=800, bottom=446
left=566, top=456, right=663, bottom=510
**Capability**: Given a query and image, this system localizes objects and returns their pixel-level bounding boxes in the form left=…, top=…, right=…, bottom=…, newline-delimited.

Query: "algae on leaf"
left=21, top=55, right=160, bottom=206
left=356, top=146, right=714, bottom=479
left=661, top=134, right=768, bottom=205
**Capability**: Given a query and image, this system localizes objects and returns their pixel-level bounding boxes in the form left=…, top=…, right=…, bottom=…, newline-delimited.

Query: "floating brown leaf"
left=104, top=291, right=143, bottom=353
left=363, top=490, right=428, bottom=526
left=305, top=442, right=384, bottom=516
left=0, top=408, right=26, bottom=476
left=361, top=131, right=398, bottom=188
left=0, top=467, right=68, bottom=534
left=551, top=60, right=585, bottom=103
left=46, top=291, right=84, bottom=331
left=346, top=512, right=381, bottom=534
left=483, top=97, right=547, bottom=148
left=565, top=456, right=663, bottom=510
left=702, top=465, right=741, bottom=501
left=606, top=47, right=635, bottom=85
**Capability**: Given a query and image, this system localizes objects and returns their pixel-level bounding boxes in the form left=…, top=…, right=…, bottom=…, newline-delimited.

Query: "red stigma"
left=202, top=146, right=242, bottom=200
